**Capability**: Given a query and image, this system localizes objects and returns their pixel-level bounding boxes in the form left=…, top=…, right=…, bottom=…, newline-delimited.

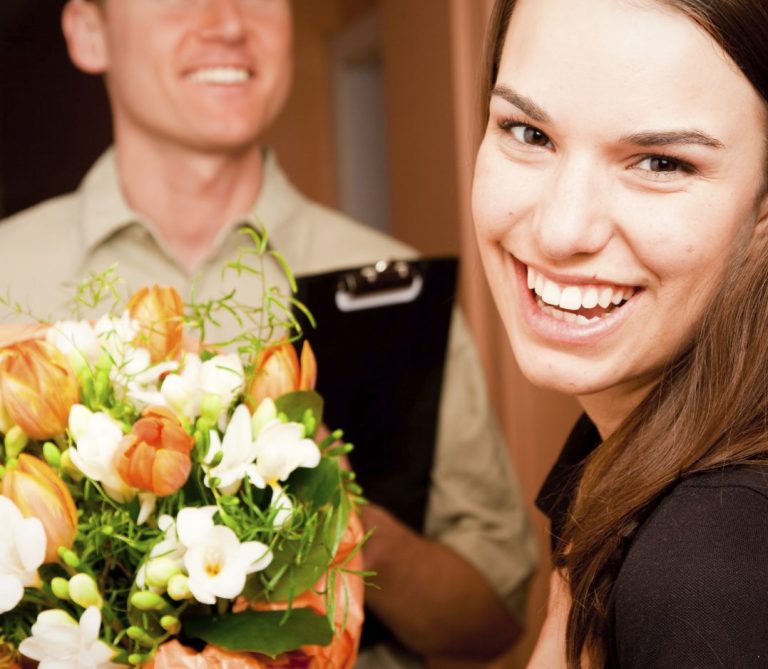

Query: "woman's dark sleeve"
left=612, top=469, right=768, bottom=668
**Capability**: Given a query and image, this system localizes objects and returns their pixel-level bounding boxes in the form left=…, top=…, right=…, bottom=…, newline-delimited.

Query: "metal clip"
left=335, top=260, right=423, bottom=312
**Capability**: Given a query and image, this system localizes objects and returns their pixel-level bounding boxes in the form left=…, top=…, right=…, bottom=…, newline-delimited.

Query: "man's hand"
left=362, top=503, right=521, bottom=660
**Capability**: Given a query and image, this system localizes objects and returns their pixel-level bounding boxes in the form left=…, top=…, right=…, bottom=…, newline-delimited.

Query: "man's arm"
left=362, top=503, right=522, bottom=660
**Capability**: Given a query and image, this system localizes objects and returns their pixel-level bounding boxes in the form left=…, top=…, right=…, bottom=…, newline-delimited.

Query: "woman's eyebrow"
left=620, top=129, right=725, bottom=149
left=491, top=85, right=550, bottom=122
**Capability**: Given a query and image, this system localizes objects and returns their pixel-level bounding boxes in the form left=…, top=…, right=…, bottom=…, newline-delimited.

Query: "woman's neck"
left=578, top=375, right=660, bottom=440
left=114, top=134, right=265, bottom=274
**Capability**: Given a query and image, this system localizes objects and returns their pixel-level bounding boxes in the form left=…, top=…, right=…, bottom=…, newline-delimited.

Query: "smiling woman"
left=473, top=0, right=768, bottom=666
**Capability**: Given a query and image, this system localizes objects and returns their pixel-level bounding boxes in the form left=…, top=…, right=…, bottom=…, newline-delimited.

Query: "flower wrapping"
left=0, top=231, right=366, bottom=668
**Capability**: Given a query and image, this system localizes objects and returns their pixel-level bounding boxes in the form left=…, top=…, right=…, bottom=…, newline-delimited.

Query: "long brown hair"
left=482, top=1, right=768, bottom=666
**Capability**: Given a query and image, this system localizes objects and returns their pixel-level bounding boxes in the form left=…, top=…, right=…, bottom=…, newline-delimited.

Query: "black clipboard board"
left=294, top=257, right=458, bottom=649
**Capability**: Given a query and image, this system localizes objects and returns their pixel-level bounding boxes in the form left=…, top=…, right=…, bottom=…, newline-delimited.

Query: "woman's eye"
left=635, top=155, right=694, bottom=176
left=500, top=121, right=552, bottom=148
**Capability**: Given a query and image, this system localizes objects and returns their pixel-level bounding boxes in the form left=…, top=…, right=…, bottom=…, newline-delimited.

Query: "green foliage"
left=184, top=609, right=334, bottom=657
left=0, top=227, right=365, bottom=665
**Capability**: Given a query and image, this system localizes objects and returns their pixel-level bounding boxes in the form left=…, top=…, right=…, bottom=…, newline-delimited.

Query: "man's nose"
left=198, top=0, right=247, bottom=42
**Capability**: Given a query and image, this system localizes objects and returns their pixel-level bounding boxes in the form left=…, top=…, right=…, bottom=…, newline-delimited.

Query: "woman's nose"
left=532, top=158, right=613, bottom=260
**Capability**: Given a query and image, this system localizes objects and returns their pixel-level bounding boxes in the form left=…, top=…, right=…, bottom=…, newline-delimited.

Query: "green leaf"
left=275, top=390, right=324, bottom=427
left=289, top=458, right=343, bottom=511
left=183, top=609, right=333, bottom=656
left=244, top=518, right=328, bottom=602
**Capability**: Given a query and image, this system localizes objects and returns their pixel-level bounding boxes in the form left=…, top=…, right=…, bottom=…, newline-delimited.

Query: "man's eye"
left=510, top=124, right=552, bottom=147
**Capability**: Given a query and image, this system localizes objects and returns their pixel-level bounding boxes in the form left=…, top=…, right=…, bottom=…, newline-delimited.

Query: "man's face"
left=76, top=0, right=293, bottom=153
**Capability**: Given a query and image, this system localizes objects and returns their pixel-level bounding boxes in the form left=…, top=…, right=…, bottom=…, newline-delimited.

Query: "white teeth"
left=528, top=266, right=636, bottom=319
left=598, top=287, right=614, bottom=309
left=542, top=280, right=562, bottom=307
left=582, top=287, right=599, bottom=309
left=559, top=286, right=582, bottom=311
left=188, top=67, right=250, bottom=84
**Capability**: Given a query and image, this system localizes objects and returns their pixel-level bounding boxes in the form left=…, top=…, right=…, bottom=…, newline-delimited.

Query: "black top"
left=537, top=415, right=768, bottom=667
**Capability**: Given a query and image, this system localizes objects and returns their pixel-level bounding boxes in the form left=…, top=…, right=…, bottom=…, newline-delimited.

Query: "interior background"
left=0, top=1, right=581, bottom=666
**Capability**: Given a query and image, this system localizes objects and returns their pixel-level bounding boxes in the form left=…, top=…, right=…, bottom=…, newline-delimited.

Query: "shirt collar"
left=79, top=147, right=139, bottom=254
left=78, top=146, right=308, bottom=267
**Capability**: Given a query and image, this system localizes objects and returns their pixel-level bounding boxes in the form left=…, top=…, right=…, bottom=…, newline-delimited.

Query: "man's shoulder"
left=295, top=200, right=418, bottom=271
left=0, top=192, right=81, bottom=245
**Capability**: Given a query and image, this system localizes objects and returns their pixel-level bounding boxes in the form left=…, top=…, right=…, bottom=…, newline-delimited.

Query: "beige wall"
left=267, top=2, right=581, bottom=666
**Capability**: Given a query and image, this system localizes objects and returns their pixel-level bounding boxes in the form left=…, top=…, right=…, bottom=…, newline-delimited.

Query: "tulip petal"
left=152, top=449, right=191, bottom=497
left=299, top=340, right=317, bottom=391
left=0, top=574, right=23, bottom=613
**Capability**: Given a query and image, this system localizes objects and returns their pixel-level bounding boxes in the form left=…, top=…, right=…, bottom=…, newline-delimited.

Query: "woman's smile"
left=472, top=0, right=768, bottom=415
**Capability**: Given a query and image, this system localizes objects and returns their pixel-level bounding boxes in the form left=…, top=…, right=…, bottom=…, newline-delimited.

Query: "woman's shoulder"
left=611, top=465, right=768, bottom=667
left=675, top=464, right=768, bottom=499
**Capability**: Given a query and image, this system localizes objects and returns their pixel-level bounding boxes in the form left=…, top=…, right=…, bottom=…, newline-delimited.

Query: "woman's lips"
left=512, top=257, right=641, bottom=345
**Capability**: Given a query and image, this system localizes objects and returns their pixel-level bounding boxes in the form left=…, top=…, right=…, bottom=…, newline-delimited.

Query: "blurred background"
left=0, top=1, right=580, bottom=666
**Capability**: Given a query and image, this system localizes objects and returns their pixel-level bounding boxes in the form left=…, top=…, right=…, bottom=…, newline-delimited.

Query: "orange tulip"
left=127, top=285, right=184, bottom=363
left=246, top=341, right=317, bottom=411
left=115, top=407, right=193, bottom=497
left=0, top=340, right=79, bottom=440
left=2, top=454, right=78, bottom=564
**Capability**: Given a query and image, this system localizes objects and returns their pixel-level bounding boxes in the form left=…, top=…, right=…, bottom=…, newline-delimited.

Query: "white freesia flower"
left=136, top=512, right=187, bottom=590
left=93, top=311, right=177, bottom=405
left=205, top=404, right=262, bottom=494
left=253, top=419, right=321, bottom=484
left=183, top=524, right=273, bottom=605
left=0, top=496, right=45, bottom=614
left=18, top=607, right=119, bottom=668
left=68, top=404, right=134, bottom=502
left=94, top=311, right=138, bottom=357
left=46, top=320, right=100, bottom=371
left=159, top=353, right=244, bottom=424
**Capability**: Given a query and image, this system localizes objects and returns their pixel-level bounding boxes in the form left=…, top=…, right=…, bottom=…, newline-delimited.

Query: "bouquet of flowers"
left=0, top=230, right=365, bottom=668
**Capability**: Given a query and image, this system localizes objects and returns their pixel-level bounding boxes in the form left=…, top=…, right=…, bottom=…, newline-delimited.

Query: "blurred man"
left=0, top=1, right=537, bottom=666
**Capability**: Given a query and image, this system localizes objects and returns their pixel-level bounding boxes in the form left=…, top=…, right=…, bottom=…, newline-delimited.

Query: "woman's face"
left=473, top=0, right=768, bottom=418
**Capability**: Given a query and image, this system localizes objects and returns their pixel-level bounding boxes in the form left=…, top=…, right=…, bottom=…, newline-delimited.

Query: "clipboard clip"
left=335, top=260, right=424, bottom=312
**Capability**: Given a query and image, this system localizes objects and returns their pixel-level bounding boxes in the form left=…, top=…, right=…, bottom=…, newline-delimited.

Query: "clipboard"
left=294, top=257, right=458, bottom=649
left=295, top=256, right=457, bottom=531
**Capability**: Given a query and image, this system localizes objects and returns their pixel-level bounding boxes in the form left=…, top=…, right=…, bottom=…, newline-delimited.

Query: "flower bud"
left=59, top=448, right=83, bottom=482
left=251, top=398, right=277, bottom=438
left=245, top=341, right=316, bottom=410
left=42, top=441, right=61, bottom=469
left=166, top=574, right=192, bottom=601
left=200, top=393, right=222, bottom=424
left=68, top=573, right=103, bottom=609
left=4, top=425, right=28, bottom=459
left=59, top=547, right=81, bottom=568
left=128, top=653, right=151, bottom=666
left=51, top=576, right=71, bottom=600
left=127, top=285, right=184, bottom=363
left=0, top=340, right=79, bottom=440
left=2, top=454, right=78, bottom=563
left=130, top=590, right=168, bottom=611
left=127, top=626, right=154, bottom=646
left=115, top=407, right=193, bottom=497
left=160, top=615, right=181, bottom=635
left=145, top=557, right=182, bottom=589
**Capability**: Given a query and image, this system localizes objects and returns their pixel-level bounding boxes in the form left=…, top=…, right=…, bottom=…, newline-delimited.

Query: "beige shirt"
left=0, top=149, right=538, bottom=668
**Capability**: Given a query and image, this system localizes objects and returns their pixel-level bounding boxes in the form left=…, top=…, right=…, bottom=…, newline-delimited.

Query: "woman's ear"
left=61, top=0, right=109, bottom=75
left=747, top=187, right=768, bottom=256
